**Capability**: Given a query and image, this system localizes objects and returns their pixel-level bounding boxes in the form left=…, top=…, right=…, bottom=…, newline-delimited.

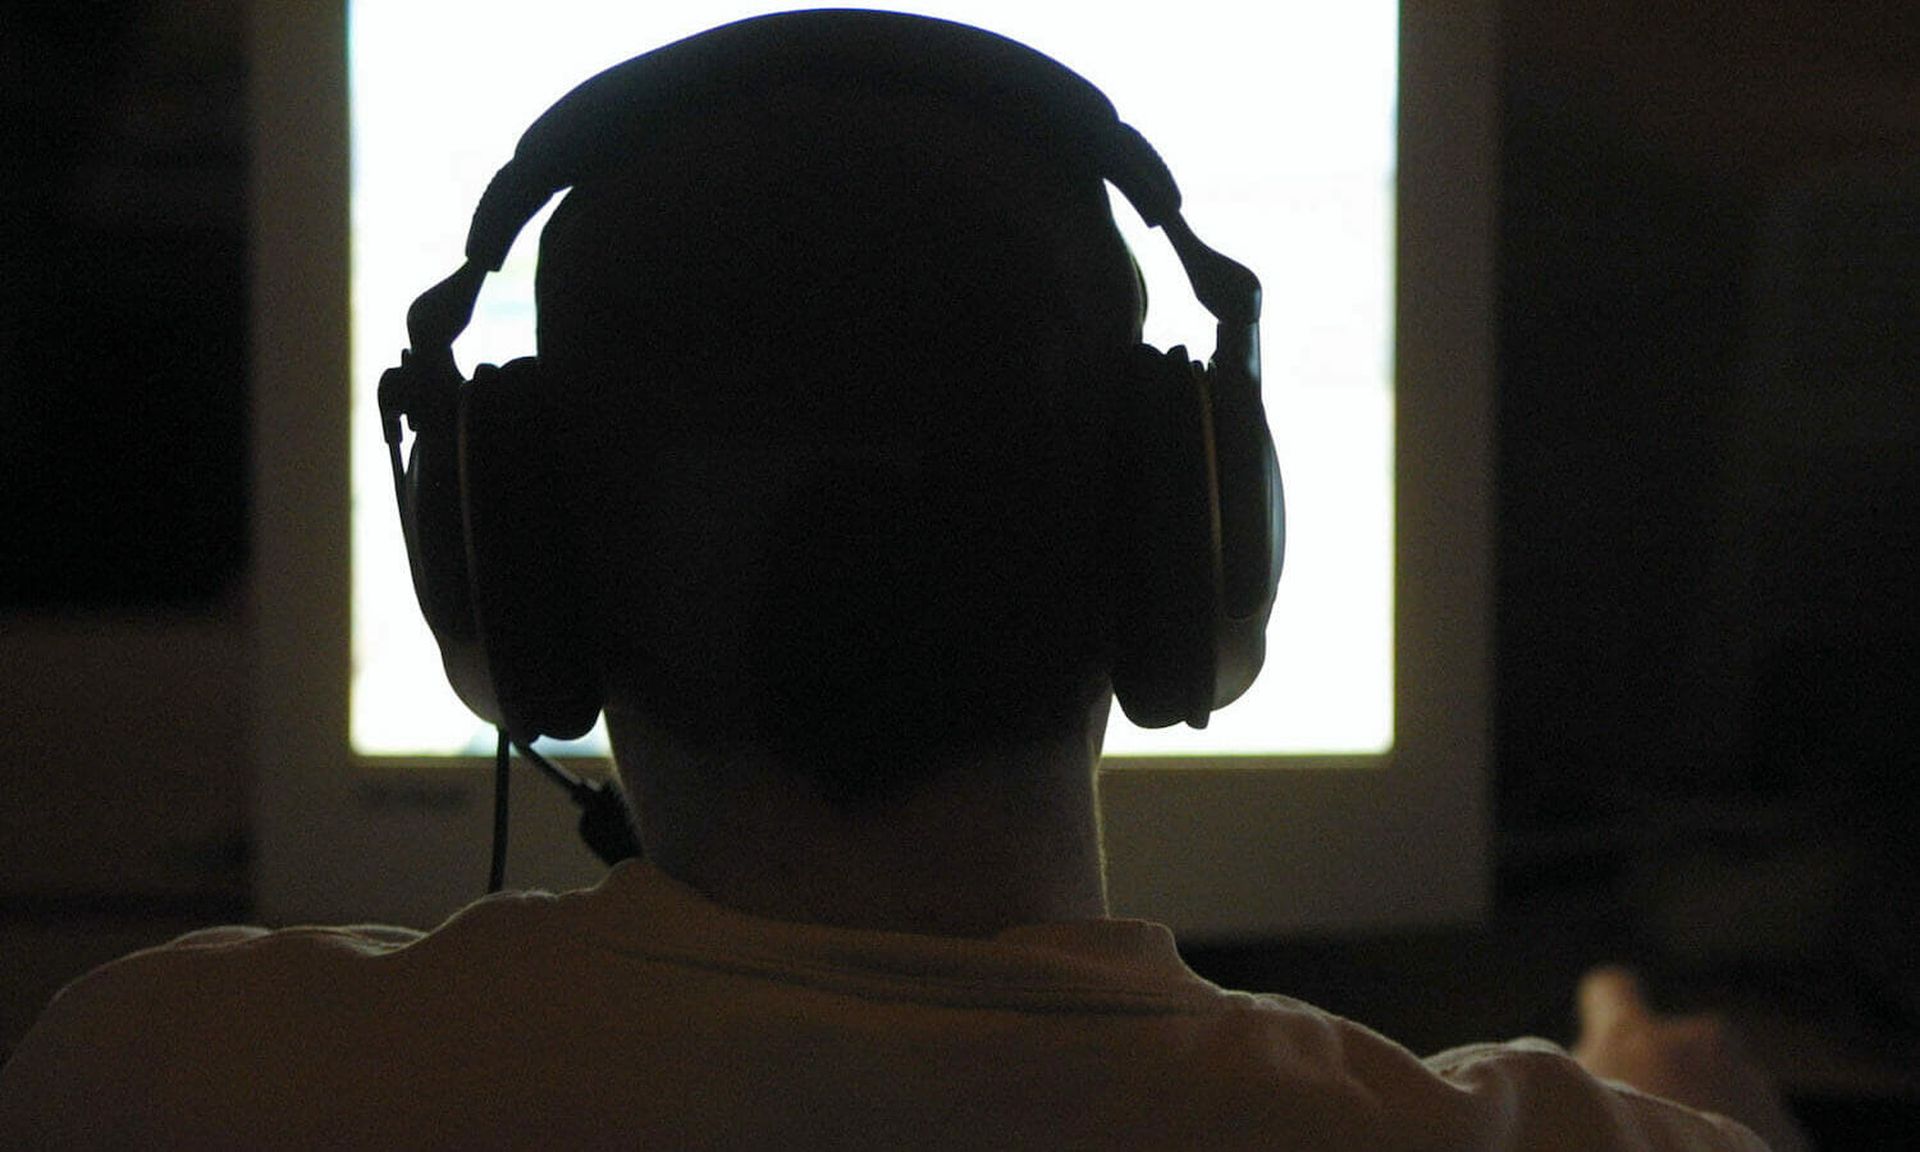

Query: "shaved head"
left=533, top=81, right=1142, bottom=803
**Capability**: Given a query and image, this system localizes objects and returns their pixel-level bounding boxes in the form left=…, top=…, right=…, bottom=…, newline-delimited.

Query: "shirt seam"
left=579, top=930, right=1226, bottom=1016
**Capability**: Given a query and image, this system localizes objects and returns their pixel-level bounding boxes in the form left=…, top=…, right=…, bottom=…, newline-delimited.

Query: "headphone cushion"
left=1110, top=344, right=1221, bottom=729
left=458, top=358, right=603, bottom=739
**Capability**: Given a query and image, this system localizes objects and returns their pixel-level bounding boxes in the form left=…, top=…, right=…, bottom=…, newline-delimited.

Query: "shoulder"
left=0, top=920, right=433, bottom=1149
left=12, top=916, right=425, bottom=1035
left=0, top=890, right=578, bottom=1148
left=1197, top=995, right=1763, bottom=1151
left=46, top=919, right=430, bottom=1017
left=1421, top=1037, right=1771, bottom=1151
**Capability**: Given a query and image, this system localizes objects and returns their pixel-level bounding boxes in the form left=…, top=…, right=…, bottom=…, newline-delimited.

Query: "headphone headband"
left=465, top=9, right=1185, bottom=272
left=398, top=11, right=1262, bottom=430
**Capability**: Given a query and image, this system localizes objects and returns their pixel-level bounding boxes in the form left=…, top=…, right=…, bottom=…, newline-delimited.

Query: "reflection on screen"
left=349, top=1, right=1395, bottom=758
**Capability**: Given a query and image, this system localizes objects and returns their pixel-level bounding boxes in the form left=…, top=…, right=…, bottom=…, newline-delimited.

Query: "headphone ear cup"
left=1207, top=369, right=1284, bottom=711
left=459, top=357, right=603, bottom=740
left=398, top=375, right=495, bottom=721
left=1111, top=344, right=1221, bottom=729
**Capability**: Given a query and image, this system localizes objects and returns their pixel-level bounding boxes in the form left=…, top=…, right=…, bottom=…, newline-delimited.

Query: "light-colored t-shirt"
left=0, top=861, right=1766, bottom=1150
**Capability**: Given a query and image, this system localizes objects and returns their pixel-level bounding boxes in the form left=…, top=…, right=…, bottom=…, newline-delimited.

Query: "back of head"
left=533, top=80, right=1142, bottom=804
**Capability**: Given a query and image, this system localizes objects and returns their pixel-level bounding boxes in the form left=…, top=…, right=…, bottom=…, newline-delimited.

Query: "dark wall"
left=1, top=2, right=254, bottom=1054
left=1490, top=9, right=1920, bottom=1101
left=1497, top=0, right=1920, bottom=821
left=2, top=3, right=249, bottom=607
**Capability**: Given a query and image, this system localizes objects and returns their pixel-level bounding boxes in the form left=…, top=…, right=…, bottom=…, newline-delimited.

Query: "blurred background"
left=2, top=1, right=1916, bottom=1144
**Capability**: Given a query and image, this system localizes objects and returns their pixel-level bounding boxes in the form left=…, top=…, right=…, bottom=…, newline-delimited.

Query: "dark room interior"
left=3, top=2, right=1916, bottom=1145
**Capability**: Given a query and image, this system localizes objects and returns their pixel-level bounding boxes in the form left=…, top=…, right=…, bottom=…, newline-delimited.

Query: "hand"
left=1573, top=967, right=1811, bottom=1152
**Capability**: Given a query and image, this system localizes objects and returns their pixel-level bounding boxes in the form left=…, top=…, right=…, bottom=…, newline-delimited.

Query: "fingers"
left=1569, top=970, right=1810, bottom=1152
left=1577, top=965, right=1651, bottom=1039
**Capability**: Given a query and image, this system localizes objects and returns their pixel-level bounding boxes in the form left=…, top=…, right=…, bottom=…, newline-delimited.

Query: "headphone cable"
left=512, top=737, right=643, bottom=868
left=488, top=729, right=511, bottom=893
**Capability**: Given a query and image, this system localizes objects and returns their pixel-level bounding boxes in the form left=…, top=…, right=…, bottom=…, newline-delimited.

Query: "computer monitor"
left=250, top=0, right=1493, bottom=940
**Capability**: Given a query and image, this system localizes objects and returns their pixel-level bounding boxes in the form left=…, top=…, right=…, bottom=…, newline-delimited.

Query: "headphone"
left=379, top=9, right=1285, bottom=758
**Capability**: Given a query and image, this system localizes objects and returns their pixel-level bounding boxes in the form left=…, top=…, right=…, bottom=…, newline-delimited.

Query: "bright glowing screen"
left=350, top=1, right=1396, bottom=758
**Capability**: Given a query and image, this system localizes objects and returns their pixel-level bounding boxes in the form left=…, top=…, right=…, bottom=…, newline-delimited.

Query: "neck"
left=605, top=703, right=1111, bottom=938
